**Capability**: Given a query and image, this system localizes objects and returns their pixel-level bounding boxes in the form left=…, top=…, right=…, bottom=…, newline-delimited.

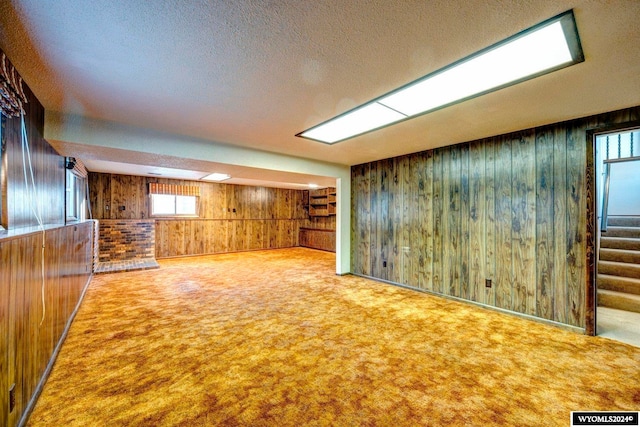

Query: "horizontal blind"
left=0, top=49, right=28, bottom=117
left=71, top=158, right=88, bottom=178
left=149, top=182, right=200, bottom=196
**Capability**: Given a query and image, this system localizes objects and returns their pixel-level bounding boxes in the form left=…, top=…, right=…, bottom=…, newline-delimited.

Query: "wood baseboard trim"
left=352, top=273, right=586, bottom=335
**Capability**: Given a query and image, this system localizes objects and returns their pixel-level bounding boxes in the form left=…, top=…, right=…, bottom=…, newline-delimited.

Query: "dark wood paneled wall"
left=352, top=106, right=640, bottom=330
left=0, top=67, right=95, bottom=426
left=89, top=173, right=336, bottom=257
left=1, top=84, right=65, bottom=229
left=0, top=223, right=94, bottom=427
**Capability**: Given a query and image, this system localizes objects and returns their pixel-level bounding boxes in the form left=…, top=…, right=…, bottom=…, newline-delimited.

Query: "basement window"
left=149, top=183, right=200, bottom=217
left=151, top=194, right=198, bottom=217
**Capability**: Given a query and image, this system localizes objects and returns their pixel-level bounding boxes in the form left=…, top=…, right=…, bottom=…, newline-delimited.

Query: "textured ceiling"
left=1, top=0, right=640, bottom=181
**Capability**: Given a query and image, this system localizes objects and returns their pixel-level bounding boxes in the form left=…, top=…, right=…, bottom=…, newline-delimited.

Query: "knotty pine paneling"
left=1, top=222, right=94, bottom=427
left=351, top=106, right=640, bottom=330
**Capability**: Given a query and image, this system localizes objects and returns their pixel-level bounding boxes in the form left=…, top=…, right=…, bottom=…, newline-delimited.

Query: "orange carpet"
left=28, top=248, right=640, bottom=426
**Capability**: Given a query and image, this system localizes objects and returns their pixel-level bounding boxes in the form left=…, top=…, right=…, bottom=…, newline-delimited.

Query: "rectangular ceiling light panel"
left=201, top=172, right=231, bottom=181
left=299, top=102, right=406, bottom=144
left=297, top=10, right=583, bottom=144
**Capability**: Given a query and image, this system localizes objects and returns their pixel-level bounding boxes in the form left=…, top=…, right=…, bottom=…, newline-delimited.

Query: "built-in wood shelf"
left=309, top=187, right=336, bottom=217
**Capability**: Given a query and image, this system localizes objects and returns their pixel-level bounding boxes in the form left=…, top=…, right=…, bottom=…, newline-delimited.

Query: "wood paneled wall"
left=0, top=222, right=94, bottom=427
left=0, top=66, right=95, bottom=426
left=299, top=228, right=336, bottom=252
left=89, top=173, right=336, bottom=257
left=352, top=106, right=640, bottom=330
left=90, top=173, right=311, bottom=220
left=1, top=84, right=65, bottom=229
left=155, top=219, right=305, bottom=257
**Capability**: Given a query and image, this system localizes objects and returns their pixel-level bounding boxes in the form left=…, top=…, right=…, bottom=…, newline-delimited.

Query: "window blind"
left=0, top=49, right=28, bottom=117
left=149, top=183, right=200, bottom=196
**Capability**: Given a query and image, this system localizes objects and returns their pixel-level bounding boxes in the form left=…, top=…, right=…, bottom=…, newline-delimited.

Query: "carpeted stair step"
left=599, top=248, right=640, bottom=264
left=600, top=237, right=640, bottom=251
left=601, top=226, right=640, bottom=238
left=608, top=217, right=640, bottom=227
left=598, top=260, right=640, bottom=279
left=598, top=289, right=640, bottom=313
left=597, top=274, right=640, bottom=295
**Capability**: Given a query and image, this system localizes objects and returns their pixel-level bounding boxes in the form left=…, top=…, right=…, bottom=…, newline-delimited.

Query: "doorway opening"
left=594, top=127, right=640, bottom=347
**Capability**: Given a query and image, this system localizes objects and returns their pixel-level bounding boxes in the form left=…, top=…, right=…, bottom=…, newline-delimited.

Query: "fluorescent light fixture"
left=297, top=10, right=583, bottom=144
left=300, top=102, right=406, bottom=144
left=201, top=172, right=231, bottom=182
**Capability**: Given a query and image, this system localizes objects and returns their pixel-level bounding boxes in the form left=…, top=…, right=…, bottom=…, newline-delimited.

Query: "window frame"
left=65, top=168, right=86, bottom=223
left=149, top=193, right=199, bottom=218
left=0, top=115, right=5, bottom=230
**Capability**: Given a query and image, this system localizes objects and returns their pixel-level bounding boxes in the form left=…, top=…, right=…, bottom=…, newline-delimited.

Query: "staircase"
left=598, top=217, right=640, bottom=313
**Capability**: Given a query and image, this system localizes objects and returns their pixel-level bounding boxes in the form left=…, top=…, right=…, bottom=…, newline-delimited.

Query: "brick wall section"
left=93, top=219, right=100, bottom=272
left=98, top=219, right=156, bottom=262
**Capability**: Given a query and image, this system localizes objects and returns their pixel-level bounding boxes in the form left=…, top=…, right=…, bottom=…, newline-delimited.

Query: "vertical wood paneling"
left=495, top=136, right=513, bottom=310
left=484, top=139, right=496, bottom=306
left=441, top=147, right=452, bottom=295
left=419, top=151, right=433, bottom=291
left=378, top=160, right=390, bottom=281
left=448, top=146, right=462, bottom=297
left=369, top=162, right=379, bottom=278
left=4, top=85, right=65, bottom=228
left=388, top=159, right=399, bottom=283
left=1, top=222, right=93, bottom=427
left=511, top=131, right=536, bottom=315
left=535, top=127, right=555, bottom=320
left=0, top=242, right=8, bottom=426
left=0, top=71, right=95, bottom=427
left=469, top=141, right=486, bottom=303
left=8, top=237, right=24, bottom=427
left=401, top=156, right=412, bottom=286
left=351, top=107, right=640, bottom=330
left=23, top=237, right=37, bottom=407
left=566, top=122, right=586, bottom=327
left=352, top=164, right=370, bottom=276
left=90, top=173, right=325, bottom=258
left=406, top=154, right=419, bottom=288
left=460, top=145, right=470, bottom=300
left=432, top=149, right=443, bottom=295
left=553, top=126, right=569, bottom=325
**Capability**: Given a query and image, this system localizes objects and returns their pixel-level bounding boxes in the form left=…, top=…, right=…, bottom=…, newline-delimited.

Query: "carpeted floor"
left=28, top=248, right=640, bottom=426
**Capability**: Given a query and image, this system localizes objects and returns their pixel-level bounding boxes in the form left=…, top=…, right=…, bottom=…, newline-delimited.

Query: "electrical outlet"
left=485, top=279, right=492, bottom=288
left=9, top=383, right=15, bottom=412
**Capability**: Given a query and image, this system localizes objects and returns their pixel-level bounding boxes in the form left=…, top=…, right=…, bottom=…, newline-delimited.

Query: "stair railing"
left=601, top=162, right=611, bottom=232
left=601, top=155, right=640, bottom=232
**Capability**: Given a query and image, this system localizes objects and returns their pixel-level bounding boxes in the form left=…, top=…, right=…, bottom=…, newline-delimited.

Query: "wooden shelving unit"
left=309, top=187, right=336, bottom=217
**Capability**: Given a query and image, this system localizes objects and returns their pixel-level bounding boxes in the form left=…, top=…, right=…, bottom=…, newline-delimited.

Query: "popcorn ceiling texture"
left=29, top=248, right=640, bottom=426
left=2, top=1, right=640, bottom=167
